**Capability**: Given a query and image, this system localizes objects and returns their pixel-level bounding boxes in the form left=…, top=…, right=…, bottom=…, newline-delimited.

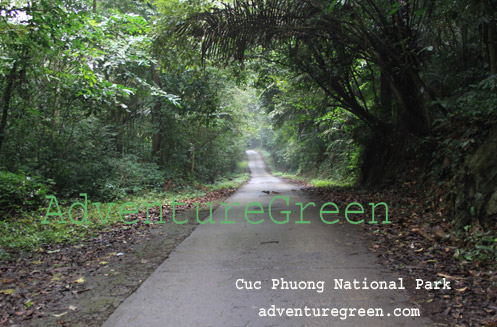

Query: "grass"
left=255, top=148, right=276, bottom=172
left=236, top=160, right=249, bottom=173
left=273, top=172, right=354, bottom=188
left=128, top=172, right=249, bottom=205
left=256, top=148, right=355, bottom=188
left=0, top=172, right=249, bottom=256
left=308, top=178, right=354, bottom=188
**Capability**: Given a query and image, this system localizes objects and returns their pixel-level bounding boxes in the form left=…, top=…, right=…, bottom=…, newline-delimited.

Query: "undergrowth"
left=0, top=172, right=249, bottom=257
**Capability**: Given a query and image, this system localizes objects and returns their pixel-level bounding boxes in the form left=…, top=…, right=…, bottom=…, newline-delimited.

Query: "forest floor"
left=280, top=176, right=497, bottom=327
left=2, top=175, right=496, bottom=326
left=0, top=187, right=241, bottom=327
left=100, top=149, right=432, bottom=327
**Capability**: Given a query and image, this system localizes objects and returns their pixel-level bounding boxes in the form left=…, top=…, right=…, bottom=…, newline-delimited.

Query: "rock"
left=454, top=125, right=497, bottom=227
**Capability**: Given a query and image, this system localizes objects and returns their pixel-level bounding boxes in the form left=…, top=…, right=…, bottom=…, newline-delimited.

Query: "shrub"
left=0, top=170, right=52, bottom=217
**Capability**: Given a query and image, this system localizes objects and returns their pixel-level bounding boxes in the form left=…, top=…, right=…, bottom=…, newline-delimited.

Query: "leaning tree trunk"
left=451, top=126, right=497, bottom=228
left=391, top=72, right=430, bottom=136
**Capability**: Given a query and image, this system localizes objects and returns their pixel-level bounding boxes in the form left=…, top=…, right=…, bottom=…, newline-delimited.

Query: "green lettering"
left=93, top=202, right=116, bottom=223
left=320, top=202, right=339, bottom=224
left=196, top=202, right=215, bottom=224
left=369, top=202, right=390, bottom=224
left=172, top=197, right=188, bottom=224
left=43, top=195, right=65, bottom=224
left=119, top=202, right=139, bottom=224
left=68, top=193, right=88, bottom=225
left=141, top=202, right=163, bottom=224
left=269, top=196, right=291, bottom=224
left=295, top=201, right=315, bottom=224
left=345, top=202, right=364, bottom=224
left=244, top=202, right=264, bottom=224
left=220, top=202, right=240, bottom=224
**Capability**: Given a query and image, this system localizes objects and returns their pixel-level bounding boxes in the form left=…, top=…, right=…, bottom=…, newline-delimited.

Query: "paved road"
left=103, top=150, right=433, bottom=327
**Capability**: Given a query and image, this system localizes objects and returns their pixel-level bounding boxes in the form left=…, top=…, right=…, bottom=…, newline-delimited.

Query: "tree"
left=178, top=0, right=444, bottom=137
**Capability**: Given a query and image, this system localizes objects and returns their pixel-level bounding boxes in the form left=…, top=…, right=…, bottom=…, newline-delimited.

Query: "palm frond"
left=177, top=0, right=321, bottom=62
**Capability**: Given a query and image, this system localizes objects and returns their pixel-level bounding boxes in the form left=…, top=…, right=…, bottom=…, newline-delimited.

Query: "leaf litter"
left=0, top=187, right=238, bottom=326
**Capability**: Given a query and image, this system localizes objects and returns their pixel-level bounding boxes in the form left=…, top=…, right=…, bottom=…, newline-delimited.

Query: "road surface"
left=103, top=150, right=433, bottom=327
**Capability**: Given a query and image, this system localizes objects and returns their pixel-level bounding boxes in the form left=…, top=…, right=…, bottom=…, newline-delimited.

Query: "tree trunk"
left=151, top=113, right=163, bottom=163
left=191, top=146, right=195, bottom=174
left=389, top=69, right=430, bottom=136
left=461, top=24, right=469, bottom=69
left=380, top=70, right=392, bottom=118
left=488, top=20, right=497, bottom=74
left=115, top=111, right=124, bottom=154
left=0, top=62, right=18, bottom=153
left=92, top=0, right=97, bottom=14
left=150, top=65, right=164, bottom=164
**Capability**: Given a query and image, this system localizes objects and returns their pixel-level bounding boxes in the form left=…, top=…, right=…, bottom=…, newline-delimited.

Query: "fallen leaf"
left=53, top=312, right=67, bottom=318
left=51, top=273, right=62, bottom=282
left=438, top=273, right=464, bottom=280
left=0, top=289, right=15, bottom=295
left=74, top=277, right=85, bottom=284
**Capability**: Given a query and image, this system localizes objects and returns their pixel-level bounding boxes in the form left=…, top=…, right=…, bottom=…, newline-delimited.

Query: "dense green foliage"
left=253, top=68, right=362, bottom=183
left=1, top=0, right=497, bottom=228
left=0, top=172, right=248, bottom=253
left=0, top=171, right=51, bottom=216
left=180, top=0, right=497, bottom=226
left=0, top=0, right=251, bottom=216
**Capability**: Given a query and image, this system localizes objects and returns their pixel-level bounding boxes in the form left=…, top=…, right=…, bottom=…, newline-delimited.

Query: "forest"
left=1, top=0, right=497, bottom=326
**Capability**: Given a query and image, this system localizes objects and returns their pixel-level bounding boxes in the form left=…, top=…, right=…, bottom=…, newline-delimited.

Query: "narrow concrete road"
left=103, top=151, right=433, bottom=327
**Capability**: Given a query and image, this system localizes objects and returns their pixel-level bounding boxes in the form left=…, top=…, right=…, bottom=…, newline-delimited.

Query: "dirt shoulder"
left=0, top=189, right=237, bottom=327
left=295, top=181, right=497, bottom=327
